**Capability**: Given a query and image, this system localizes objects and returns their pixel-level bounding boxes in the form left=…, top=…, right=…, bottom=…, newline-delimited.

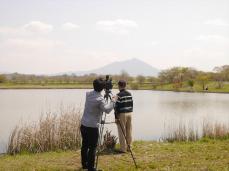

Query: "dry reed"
left=7, top=107, right=82, bottom=155
left=163, top=121, right=229, bottom=142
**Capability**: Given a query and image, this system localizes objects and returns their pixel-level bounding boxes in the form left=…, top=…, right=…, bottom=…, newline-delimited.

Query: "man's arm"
left=99, top=98, right=115, bottom=114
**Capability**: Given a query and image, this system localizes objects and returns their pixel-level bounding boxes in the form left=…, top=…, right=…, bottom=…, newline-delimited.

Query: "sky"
left=0, top=0, right=228, bottom=74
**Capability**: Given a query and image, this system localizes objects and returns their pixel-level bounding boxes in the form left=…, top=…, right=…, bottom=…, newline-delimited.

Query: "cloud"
left=62, top=22, right=79, bottom=31
left=96, top=19, right=138, bottom=34
left=0, top=21, right=53, bottom=36
left=204, top=19, right=229, bottom=26
left=23, top=21, right=53, bottom=33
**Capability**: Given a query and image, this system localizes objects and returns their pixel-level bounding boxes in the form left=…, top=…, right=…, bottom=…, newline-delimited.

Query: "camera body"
left=104, top=75, right=113, bottom=91
left=104, top=75, right=113, bottom=100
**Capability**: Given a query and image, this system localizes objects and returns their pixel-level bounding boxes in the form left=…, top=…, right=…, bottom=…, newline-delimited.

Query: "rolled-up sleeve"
left=99, top=98, right=114, bottom=114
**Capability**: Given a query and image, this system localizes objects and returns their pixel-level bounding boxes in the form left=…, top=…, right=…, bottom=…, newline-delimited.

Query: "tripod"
left=116, top=119, right=137, bottom=168
left=95, top=91, right=111, bottom=169
left=95, top=91, right=137, bottom=169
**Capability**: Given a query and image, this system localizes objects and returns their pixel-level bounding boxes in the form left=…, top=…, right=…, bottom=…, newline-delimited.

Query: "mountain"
left=63, top=58, right=160, bottom=76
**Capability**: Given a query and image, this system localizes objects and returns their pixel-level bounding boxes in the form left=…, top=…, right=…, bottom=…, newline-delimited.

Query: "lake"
left=0, top=89, right=229, bottom=153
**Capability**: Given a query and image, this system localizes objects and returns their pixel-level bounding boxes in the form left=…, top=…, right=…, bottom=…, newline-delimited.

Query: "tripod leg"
left=95, top=124, right=103, bottom=168
left=118, top=120, right=138, bottom=168
left=95, top=113, right=107, bottom=169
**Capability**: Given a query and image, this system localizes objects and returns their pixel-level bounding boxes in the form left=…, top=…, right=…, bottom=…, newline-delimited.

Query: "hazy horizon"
left=0, top=0, right=229, bottom=74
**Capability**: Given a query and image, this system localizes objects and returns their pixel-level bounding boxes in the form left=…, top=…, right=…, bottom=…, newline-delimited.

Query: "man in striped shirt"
left=115, top=80, right=133, bottom=153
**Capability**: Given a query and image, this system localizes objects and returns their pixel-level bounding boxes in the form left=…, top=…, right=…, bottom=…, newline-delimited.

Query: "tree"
left=196, top=74, right=210, bottom=90
left=136, top=75, right=145, bottom=84
left=158, top=67, right=198, bottom=85
left=213, top=65, right=229, bottom=89
left=187, top=80, right=195, bottom=88
left=147, top=76, right=158, bottom=83
left=0, top=75, right=6, bottom=83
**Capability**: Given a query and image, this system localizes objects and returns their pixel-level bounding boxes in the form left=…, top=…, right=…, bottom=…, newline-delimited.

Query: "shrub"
left=102, top=130, right=118, bottom=151
left=130, top=83, right=139, bottom=90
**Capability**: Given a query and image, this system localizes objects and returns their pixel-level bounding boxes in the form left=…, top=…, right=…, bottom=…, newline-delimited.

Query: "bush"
left=187, top=80, right=194, bottom=88
left=102, top=130, right=118, bottom=151
left=0, top=75, right=6, bottom=83
left=130, top=83, right=139, bottom=90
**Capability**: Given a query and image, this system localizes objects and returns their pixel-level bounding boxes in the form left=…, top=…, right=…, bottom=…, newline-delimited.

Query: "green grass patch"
left=1, top=81, right=229, bottom=93
left=0, top=140, right=228, bottom=170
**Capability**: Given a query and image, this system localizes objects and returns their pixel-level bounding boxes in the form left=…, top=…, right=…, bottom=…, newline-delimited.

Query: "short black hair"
left=118, top=80, right=126, bottom=88
left=93, top=78, right=105, bottom=92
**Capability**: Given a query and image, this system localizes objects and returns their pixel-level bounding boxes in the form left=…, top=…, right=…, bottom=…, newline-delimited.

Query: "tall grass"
left=7, top=107, right=82, bottom=155
left=163, top=121, right=229, bottom=142
left=202, top=121, right=229, bottom=139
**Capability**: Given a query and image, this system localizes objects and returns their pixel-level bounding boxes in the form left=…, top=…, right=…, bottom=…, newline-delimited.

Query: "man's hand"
left=112, top=95, right=118, bottom=102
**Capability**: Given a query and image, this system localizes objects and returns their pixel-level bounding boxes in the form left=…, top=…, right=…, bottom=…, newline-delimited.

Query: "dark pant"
left=80, top=124, right=99, bottom=170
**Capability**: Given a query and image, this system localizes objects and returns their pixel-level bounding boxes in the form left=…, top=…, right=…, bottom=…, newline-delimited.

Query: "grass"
left=0, top=140, right=229, bottom=171
left=0, top=82, right=92, bottom=89
left=1, top=81, right=229, bottom=93
left=153, top=81, right=229, bottom=93
left=4, top=110, right=229, bottom=170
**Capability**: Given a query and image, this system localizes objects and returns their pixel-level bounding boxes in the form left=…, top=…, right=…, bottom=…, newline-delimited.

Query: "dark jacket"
left=115, top=89, right=133, bottom=118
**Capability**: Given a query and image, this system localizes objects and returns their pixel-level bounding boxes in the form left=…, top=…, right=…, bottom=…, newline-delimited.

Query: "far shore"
left=1, top=83, right=229, bottom=94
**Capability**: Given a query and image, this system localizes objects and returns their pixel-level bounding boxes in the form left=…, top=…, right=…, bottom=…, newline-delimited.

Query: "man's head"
left=93, top=78, right=105, bottom=92
left=118, top=80, right=126, bottom=90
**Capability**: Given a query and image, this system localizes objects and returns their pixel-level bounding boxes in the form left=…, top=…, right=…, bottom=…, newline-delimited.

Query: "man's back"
left=81, top=90, right=114, bottom=128
left=115, top=83, right=133, bottom=153
left=115, top=89, right=133, bottom=115
left=81, top=91, right=103, bottom=128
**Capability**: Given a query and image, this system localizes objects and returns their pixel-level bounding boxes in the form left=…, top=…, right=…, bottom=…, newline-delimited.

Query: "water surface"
left=0, top=89, right=229, bottom=153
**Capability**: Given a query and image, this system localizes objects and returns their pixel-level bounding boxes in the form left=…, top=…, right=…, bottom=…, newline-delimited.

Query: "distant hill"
left=62, top=58, right=160, bottom=76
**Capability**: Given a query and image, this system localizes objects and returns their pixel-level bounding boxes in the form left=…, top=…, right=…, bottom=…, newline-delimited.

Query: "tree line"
left=0, top=65, right=228, bottom=90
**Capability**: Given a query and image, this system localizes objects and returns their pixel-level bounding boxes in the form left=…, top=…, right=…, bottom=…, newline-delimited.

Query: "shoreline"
left=0, top=86, right=229, bottom=94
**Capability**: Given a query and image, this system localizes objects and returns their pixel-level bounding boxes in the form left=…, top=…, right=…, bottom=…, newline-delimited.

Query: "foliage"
left=0, top=74, right=6, bottom=83
left=136, top=75, right=145, bottom=84
left=196, top=73, right=210, bottom=90
left=187, top=79, right=194, bottom=88
left=129, top=82, right=139, bottom=90
left=1, top=65, right=229, bottom=93
left=102, top=130, right=118, bottom=151
left=158, top=67, right=198, bottom=84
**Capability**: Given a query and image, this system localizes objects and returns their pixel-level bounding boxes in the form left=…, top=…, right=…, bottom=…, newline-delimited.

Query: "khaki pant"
left=116, top=112, right=132, bottom=152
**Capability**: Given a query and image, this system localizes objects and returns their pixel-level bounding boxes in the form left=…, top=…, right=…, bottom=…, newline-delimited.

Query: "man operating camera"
left=80, top=78, right=115, bottom=171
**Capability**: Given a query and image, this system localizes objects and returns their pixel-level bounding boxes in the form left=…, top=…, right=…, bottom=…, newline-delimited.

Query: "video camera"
left=104, top=75, right=113, bottom=100
left=104, top=75, right=113, bottom=91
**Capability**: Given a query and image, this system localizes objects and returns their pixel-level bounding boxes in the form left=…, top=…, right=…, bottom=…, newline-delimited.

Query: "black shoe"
left=88, top=168, right=97, bottom=171
left=82, top=162, right=88, bottom=169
